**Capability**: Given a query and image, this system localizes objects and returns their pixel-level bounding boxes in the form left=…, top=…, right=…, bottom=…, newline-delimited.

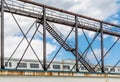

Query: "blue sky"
left=4, top=0, right=120, bottom=66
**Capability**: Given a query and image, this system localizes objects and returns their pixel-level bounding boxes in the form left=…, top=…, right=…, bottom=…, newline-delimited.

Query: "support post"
left=0, top=0, right=4, bottom=69
left=100, top=22, right=104, bottom=73
left=75, top=15, right=79, bottom=72
left=43, top=6, right=47, bottom=71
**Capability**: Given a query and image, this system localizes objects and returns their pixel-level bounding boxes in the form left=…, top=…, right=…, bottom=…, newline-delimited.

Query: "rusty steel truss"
left=0, top=0, right=120, bottom=73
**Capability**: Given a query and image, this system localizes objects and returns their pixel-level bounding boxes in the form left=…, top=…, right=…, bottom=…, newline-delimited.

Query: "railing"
left=3, top=0, right=99, bottom=28
left=3, top=0, right=120, bottom=34
left=47, top=22, right=92, bottom=65
left=46, top=22, right=94, bottom=72
left=47, top=22, right=65, bottom=40
left=5, top=0, right=43, bottom=14
left=47, top=22, right=76, bottom=50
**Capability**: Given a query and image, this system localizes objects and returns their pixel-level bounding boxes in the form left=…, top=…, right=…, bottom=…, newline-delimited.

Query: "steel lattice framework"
left=0, top=0, right=120, bottom=73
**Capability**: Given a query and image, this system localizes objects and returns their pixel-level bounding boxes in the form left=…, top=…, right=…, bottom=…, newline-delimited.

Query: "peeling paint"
left=0, top=70, right=119, bottom=78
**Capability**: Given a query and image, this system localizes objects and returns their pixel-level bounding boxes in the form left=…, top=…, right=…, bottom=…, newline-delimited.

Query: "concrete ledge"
left=0, top=69, right=120, bottom=78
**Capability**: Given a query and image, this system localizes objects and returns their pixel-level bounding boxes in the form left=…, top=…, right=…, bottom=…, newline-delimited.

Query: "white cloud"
left=68, top=0, right=118, bottom=20
left=36, top=0, right=118, bottom=39
left=84, top=30, right=96, bottom=39
left=4, top=13, right=57, bottom=59
left=36, top=0, right=118, bottom=20
left=37, top=0, right=119, bottom=39
left=112, top=36, right=120, bottom=43
left=50, top=23, right=83, bottom=40
left=113, top=14, right=119, bottom=19
left=68, top=0, right=118, bottom=38
left=87, top=48, right=107, bottom=63
left=4, top=36, right=56, bottom=59
left=4, top=13, right=35, bottom=37
left=88, top=48, right=101, bottom=60
left=109, top=19, right=119, bottom=25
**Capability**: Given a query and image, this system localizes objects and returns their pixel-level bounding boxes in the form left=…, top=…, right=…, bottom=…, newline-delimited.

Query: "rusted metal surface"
left=0, top=70, right=120, bottom=78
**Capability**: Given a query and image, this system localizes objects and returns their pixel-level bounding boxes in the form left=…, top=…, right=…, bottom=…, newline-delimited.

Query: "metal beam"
left=0, top=0, right=4, bottom=69
left=43, top=6, right=47, bottom=71
left=100, top=22, right=104, bottom=73
left=75, top=16, right=79, bottom=72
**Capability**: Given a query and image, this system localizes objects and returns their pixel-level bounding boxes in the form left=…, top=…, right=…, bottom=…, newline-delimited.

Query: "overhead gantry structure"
left=1, top=0, right=120, bottom=73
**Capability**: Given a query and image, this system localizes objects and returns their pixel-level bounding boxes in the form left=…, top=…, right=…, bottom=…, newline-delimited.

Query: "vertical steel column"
left=75, top=16, right=79, bottom=72
left=43, top=6, right=47, bottom=71
left=0, top=0, right=4, bottom=69
left=100, top=22, right=104, bottom=73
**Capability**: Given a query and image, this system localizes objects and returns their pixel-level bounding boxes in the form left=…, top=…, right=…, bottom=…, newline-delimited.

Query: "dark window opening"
left=9, top=62, right=12, bottom=67
left=63, top=65, right=70, bottom=70
left=110, top=68, right=115, bottom=72
left=81, top=66, right=85, bottom=70
left=18, top=63, right=27, bottom=68
left=5, top=62, right=8, bottom=67
left=53, top=65, right=60, bottom=69
left=30, top=63, right=39, bottom=68
left=104, top=68, right=109, bottom=71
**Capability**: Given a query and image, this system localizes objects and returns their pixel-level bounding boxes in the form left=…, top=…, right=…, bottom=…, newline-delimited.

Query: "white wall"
left=0, top=75, right=120, bottom=82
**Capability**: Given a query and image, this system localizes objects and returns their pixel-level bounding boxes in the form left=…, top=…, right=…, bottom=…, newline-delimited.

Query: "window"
left=9, top=62, right=12, bottom=67
left=63, top=65, right=70, bottom=70
left=53, top=65, right=60, bottom=69
left=104, top=68, right=109, bottom=71
left=18, top=63, right=27, bottom=68
left=110, top=68, right=115, bottom=72
left=46, top=64, right=50, bottom=69
left=81, top=66, right=85, bottom=70
left=5, top=62, right=12, bottom=67
left=5, top=62, right=8, bottom=67
left=118, top=69, right=120, bottom=72
left=97, top=68, right=101, bottom=71
left=30, top=63, right=39, bottom=68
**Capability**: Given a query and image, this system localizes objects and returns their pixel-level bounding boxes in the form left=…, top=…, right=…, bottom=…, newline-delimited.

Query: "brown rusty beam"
left=0, top=69, right=120, bottom=77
